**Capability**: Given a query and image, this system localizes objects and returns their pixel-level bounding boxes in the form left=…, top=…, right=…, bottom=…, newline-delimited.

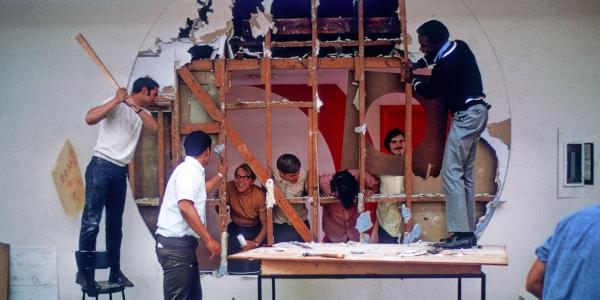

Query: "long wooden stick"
left=75, top=33, right=120, bottom=89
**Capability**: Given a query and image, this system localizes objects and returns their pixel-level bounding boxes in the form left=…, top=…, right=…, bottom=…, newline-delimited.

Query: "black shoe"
left=433, top=235, right=476, bottom=249
left=76, top=270, right=100, bottom=296
left=109, top=270, right=134, bottom=287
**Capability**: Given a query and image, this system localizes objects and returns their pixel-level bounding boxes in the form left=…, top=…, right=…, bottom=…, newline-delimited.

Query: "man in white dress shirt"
left=155, top=130, right=226, bottom=300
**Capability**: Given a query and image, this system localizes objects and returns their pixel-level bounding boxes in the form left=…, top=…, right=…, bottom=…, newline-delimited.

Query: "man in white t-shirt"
left=77, top=77, right=159, bottom=292
left=155, top=130, right=226, bottom=300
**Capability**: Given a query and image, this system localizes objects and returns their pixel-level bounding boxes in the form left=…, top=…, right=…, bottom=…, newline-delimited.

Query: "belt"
left=156, top=234, right=198, bottom=248
left=464, top=99, right=491, bottom=110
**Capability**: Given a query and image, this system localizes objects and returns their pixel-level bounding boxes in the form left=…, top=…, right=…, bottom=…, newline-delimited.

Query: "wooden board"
left=230, top=242, right=508, bottom=267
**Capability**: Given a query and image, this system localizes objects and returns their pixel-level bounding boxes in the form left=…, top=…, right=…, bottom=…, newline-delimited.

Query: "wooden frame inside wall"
left=146, top=0, right=488, bottom=245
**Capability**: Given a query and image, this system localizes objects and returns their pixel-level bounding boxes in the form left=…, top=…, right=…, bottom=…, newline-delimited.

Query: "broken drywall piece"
left=52, top=140, right=84, bottom=218
left=198, top=0, right=214, bottom=25
left=249, top=9, right=275, bottom=39
left=130, top=39, right=193, bottom=93
left=352, top=88, right=360, bottom=111
left=355, top=211, right=373, bottom=233
left=487, top=118, right=511, bottom=147
left=354, top=123, right=367, bottom=134
left=403, top=223, right=421, bottom=244
left=315, top=91, right=324, bottom=112
left=265, top=179, right=276, bottom=208
left=474, top=128, right=510, bottom=237
left=261, top=0, right=274, bottom=14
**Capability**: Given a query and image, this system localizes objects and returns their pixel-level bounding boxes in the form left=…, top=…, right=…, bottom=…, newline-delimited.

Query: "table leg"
left=272, top=278, right=276, bottom=300
left=457, top=277, right=462, bottom=300
left=257, top=274, right=262, bottom=300
left=481, top=272, right=486, bottom=300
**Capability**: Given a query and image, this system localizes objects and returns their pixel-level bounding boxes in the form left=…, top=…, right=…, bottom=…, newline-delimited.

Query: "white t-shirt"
left=93, top=98, right=144, bottom=166
left=156, top=156, right=207, bottom=238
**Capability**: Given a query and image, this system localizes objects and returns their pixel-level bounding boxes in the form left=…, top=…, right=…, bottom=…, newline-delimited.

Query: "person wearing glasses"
left=224, top=163, right=266, bottom=274
left=272, top=153, right=310, bottom=242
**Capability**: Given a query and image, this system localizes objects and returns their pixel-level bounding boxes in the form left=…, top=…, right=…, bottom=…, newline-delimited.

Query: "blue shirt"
left=535, top=204, right=600, bottom=300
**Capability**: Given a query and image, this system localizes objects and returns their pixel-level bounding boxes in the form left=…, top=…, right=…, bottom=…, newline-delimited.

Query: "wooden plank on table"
left=231, top=244, right=508, bottom=266
left=261, top=260, right=482, bottom=275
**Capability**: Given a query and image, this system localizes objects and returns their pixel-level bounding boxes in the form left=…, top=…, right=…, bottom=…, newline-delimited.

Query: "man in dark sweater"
left=408, top=20, right=490, bottom=249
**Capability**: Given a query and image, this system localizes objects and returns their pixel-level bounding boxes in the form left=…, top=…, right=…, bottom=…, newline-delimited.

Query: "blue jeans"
left=156, top=235, right=201, bottom=300
left=442, top=104, right=488, bottom=233
left=79, top=156, right=127, bottom=269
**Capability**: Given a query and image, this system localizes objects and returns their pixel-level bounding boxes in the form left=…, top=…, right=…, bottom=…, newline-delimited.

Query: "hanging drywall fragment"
left=403, top=223, right=421, bottom=244
left=52, top=140, right=84, bottom=218
left=354, top=123, right=367, bottom=134
left=198, top=0, right=214, bottom=25
left=249, top=9, right=275, bottom=39
left=261, top=0, right=274, bottom=14
left=265, top=178, right=276, bottom=208
left=357, top=192, right=364, bottom=213
left=130, top=39, right=193, bottom=93
left=352, top=88, right=360, bottom=111
left=315, top=91, right=324, bottom=112
left=355, top=211, right=373, bottom=233
left=214, top=144, right=225, bottom=154
left=400, top=203, right=411, bottom=223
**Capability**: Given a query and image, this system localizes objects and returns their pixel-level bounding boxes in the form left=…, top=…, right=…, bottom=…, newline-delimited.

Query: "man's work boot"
left=75, top=269, right=99, bottom=296
left=433, top=233, right=477, bottom=249
left=109, top=269, right=134, bottom=287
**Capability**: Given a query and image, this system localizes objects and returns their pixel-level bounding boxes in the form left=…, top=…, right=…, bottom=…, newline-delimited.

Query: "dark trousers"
left=156, top=235, right=202, bottom=300
left=227, top=222, right=261, bottom=274
left=79, top=156, right=127, bottom=270
left=273, top=220, right=310, bottom=243
left=378, top=226, right=399, bottom=244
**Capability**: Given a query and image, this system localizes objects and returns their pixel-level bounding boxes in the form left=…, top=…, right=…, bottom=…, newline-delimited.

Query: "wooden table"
left=229, top=242, right=508, bottom=300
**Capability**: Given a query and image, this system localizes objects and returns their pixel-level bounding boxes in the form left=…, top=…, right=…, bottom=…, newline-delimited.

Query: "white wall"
left=1, top=0, right=599, bottom=299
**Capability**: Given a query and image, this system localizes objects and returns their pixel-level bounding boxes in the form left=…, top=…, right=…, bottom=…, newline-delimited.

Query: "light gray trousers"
left=442, top=104, right=489, bottom=233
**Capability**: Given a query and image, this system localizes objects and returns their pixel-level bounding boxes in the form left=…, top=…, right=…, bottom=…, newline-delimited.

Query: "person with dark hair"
left=319, top=170, right=379, bottom=243
left=77, top=77, right=159, bottom=290
left=223, top=163, right=266, bottom=274
left=374, top=128, right=406, bottom=244
left=272, top=153, right=310, bottom=242
left=406, top=20, right=490, bottom=249
left=383, top=128, right=406, bottom=156
left=155, top=130, right=226, bottom=300
left=526, top=204, right=600, bottom=299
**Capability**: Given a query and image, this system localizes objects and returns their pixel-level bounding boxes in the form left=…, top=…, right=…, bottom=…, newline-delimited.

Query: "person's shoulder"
left=557, top=204, right=600, bottom=229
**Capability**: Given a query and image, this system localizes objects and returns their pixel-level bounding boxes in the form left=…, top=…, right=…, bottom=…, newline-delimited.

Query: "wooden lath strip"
left=172, top=77, right=182, bottom=166
left=180, top=123, right=221, bottom=134
left=269, top=39, right=399, bottom=48
left=157, top=112, right=165, bottom=204
left=239, top=17, right=400, bottom=36
left=398, top=0, right=413, bottom=233
left=178, top=65, right=313, bottom=242
left=357, top=0, right=367, bottom=200
left=189, top=57, right=403, bottom=72
left=263, top=31, right=275, bottom=246
left=215, top=59, right=229, bottom=236
left=308, top=0, right=320, bottom=239
left=226, top=101, right=313, bottom=110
